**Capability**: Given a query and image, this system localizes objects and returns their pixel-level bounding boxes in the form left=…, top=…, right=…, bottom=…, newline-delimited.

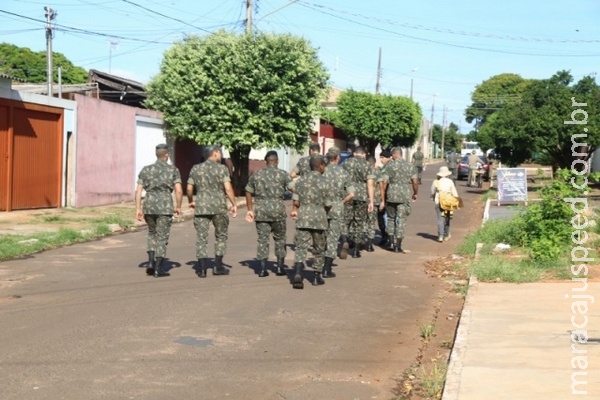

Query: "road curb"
left=441, top=275, right=478, bottom=400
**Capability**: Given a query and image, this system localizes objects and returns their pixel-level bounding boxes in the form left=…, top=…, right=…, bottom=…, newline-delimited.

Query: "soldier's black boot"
left=213, top=255, right=229, bottom=275
left=146, top=250, right=155, bottom=276
left=292, top=262, right=304, bottom=289
left=397, top=239, right=404, bottom=253
left=387, top=237, right=398, bottom=252
left=338, top=235, right=349, bottom=260
left=197, top=258, right=207, bottom=278
left=322, top=257, right=336, bottom=278
left=154, top=257, right=170, bottom=278
left=379, top=233, right=390, bottom=248
left=312, top=271, right=325, bottom=286
left=275, top=258, right=287, bottom=276
left=258, top=259, right=270, bottom=277
left=351, top=243, right=361, bottom=258
left=366, top=239, right=374, bottom=252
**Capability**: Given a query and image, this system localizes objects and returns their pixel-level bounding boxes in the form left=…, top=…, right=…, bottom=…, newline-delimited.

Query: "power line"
left=120, top=0, right=213, bottom=34
left=296, top=1, right=600, bottom=57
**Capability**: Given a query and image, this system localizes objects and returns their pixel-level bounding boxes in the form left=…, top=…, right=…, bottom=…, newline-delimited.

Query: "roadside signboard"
left=497, top=168, right=528, bottom=205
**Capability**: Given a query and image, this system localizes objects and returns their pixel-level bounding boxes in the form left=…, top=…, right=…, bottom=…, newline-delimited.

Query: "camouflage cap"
left=327, top=146, right=341, bottom=156
left=156, top=143, right=168, bottom=150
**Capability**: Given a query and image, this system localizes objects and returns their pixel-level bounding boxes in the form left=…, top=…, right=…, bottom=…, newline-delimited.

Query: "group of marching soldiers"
left=136, top=143, right=419, bottom=290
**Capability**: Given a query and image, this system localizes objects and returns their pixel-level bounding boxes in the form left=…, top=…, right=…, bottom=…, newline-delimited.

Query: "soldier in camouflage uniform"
left=446, top=148, right=459, bottom=180
left=135, top=143, right=183, bottom=278
left=245, top=150, right=293, bottom=278
left=323, top=147, right=355, bottom=276
left=368, top=154, right=390, bottom=250
left=342, top=146, right=375, bottom=258
left=186, top=146, right=238, bottom=277
left=411, top=146, right=425, bottom=184
left=290, top=142, right=321, bottom=178
left=290, top=156, right=332, bottom=289
left=380, top=147, right=418, bottom=253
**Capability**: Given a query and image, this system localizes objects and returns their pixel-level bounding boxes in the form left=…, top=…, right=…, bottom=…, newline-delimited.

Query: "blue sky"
left=2, top=0, right=599, bottom=132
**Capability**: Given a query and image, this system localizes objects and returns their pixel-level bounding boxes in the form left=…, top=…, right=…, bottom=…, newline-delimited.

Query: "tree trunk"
left=359, top=138, right=379, bottom=157
left=229, top=145, right=251, bottom=196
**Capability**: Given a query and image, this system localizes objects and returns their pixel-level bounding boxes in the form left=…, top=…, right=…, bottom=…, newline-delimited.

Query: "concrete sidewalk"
left=443, top=280, right=600, bottom=399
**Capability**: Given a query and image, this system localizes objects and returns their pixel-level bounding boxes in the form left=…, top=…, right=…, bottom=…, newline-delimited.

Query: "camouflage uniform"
left=323, top=163, right=354, bottom=259
left=343, top=157, right=376, bottom=245
left=137, top=159, right=181, bottom=258
left=187, top=159, right=232, bottom=259
left=368, top=166, right=385, bottom=240
left=446, top=152, right=459, bottom=180
left=411, top=150, right=425, bottom=183
left=382, top=158, right=417, bottom=240
left=245, top=165, right=293, bottom=260
left=293, top=171, right=332, bottom=271
left=292, top=156, right=311, bottom=177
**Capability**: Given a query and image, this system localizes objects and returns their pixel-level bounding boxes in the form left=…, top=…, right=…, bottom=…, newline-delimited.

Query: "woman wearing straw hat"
left=431, top=166, right=459, bottom=242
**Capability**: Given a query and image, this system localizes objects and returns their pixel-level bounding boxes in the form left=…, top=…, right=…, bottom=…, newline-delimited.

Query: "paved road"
left=0, top=163, right=483, bottom=400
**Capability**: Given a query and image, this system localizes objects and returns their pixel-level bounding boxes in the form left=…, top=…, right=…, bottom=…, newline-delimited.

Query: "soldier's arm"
left=245, top=191, right=254, bottom=223
left=223, top=181, right=237, bottom=217
left=186, top=184, right=195, bottom=208
left=174, top=183, right=183, bottom=216
left=367, top=178, right=375, bottom=213
left=135, top=184, right=144, bottom=221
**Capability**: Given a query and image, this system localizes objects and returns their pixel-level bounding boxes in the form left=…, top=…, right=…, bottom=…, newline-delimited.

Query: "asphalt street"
left=0, top=163, right=483, bottom=400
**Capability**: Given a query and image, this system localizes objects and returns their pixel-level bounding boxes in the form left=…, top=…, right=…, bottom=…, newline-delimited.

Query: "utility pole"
left=429, top=94, right=437, bottom=158
left=246, top=0, right=253, bottom=34
left=108, top=40, right=118, bottom=73
left=45, top=6, right=57, bottom=97
left=375, top=47, right=382, bottom=94
left=441, top=105, right=447, bottom=156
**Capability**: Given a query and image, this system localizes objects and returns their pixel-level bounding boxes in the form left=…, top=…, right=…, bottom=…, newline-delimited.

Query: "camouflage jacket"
left=187, top=159, right=231, bottom=215
left=324, top=164, right=355, bottom=220
left=412, top=151, right=424, bottom=167
left=292, top=171, right=332, bottom=230
left=292, top=156, right=311, bottom=177
left=447, top=153, right=459, bottom=168
left=342, top=157, right=376, bottom=202
left=381, top=158, right=417, bottom=204
left=245, top=165, right=292, bottom=221
left=137, top=159, right=181, bottom=215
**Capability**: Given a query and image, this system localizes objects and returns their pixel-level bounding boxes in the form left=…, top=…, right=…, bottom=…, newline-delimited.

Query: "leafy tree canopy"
left=478, top=70, right=600, bottom=168
left=146, top=31, right=328, bottom=192
left=432, top=122, right=462, bottom=151
left=331, top=89, right=421, bottom=155
left=0, top=42, right=88, bottom=84
left=465, top=73, right=532, bottom=129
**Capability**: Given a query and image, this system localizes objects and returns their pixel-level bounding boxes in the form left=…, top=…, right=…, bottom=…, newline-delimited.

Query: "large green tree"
left=479, top=71, right=600, bottom=168
left=332, top=89, right=421, bottom=155
left=146, top=31, right=328, bottom=193
left=465, top=73, right=531, bottom=130
left=0, top=43, right=87, bottom=83
left=432, top=122, right=462, bottom=151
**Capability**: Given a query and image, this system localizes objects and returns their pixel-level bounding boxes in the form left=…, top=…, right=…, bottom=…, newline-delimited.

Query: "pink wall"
left=74, top=94, right=163, bottom=207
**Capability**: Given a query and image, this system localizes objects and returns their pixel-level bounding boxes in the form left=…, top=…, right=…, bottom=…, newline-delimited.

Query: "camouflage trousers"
left=294, top=228, right=326, bottom=271
left=255, top=219, right=287, bottom=260
left=194, top=214, right=229, bottom=259
left=325, top=218, right=344, bottom=259
left=386, top=202, right=411, bottom=240
left=145, top=214, right=173, bottom=258
left=346, top=200, right=369, bottom=243
left=367, top=209, right=376, bottom=240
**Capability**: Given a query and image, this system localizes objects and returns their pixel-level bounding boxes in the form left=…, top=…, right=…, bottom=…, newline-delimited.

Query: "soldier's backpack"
left=434, top=180, right=460, bottom=211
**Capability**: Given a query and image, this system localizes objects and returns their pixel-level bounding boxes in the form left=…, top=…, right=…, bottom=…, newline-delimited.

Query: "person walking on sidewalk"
left=446, top=148, right=459, bottom=180
left=411, top=146, right=425, bottom=185
left=375, top=150, right=392, bottom=247
left=135, top=143, right=183, bottom=278
left=291, top=142, right=321, bottom=178
left=323, top=147, right=354, bottom=276
left=431, top=166, right=459, bottom=242
left=342, top=146, right=375, bottom=258
left=187, top=145, right=238, bottom=278
left=245, top=151, right=293, bottom=278
left=290, top=156, right=332, bottom=289
left=380, top=147, right=418, bottom=253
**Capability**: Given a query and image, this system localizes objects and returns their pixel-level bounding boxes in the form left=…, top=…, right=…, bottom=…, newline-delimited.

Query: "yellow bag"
left=435, top=181, right=460, bottom=211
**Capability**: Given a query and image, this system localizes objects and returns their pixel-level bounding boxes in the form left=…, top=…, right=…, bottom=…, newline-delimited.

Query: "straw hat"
left=437, top=166, right=452, bottom=177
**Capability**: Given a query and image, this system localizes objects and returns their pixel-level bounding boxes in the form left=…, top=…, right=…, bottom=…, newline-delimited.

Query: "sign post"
left=497, top=168, right=528, bottom=205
